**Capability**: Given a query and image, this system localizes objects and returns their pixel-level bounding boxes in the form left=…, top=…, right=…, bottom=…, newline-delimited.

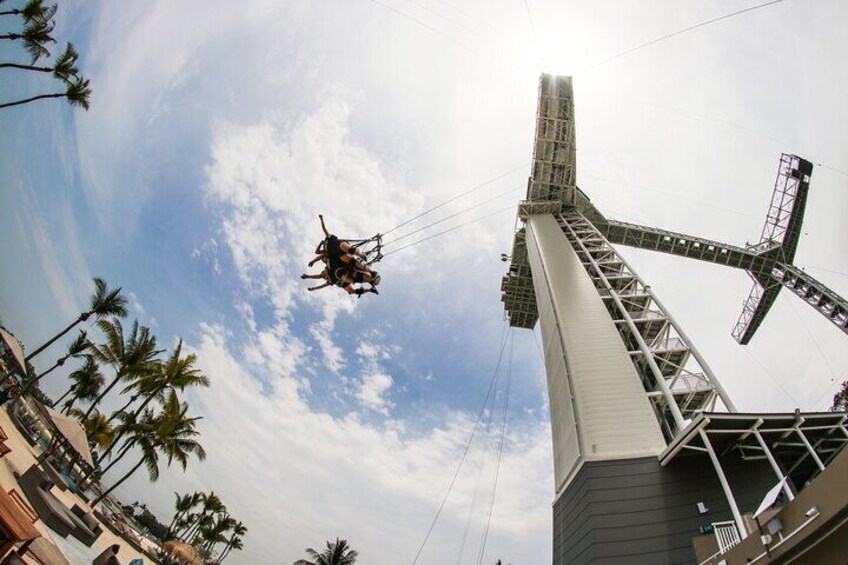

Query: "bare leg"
left=308, top=282, right=332, bottom=292
left=301, top=273, right=325, bottom=280
left=308, top=252, right=327, bottom=267
left=339, top=241, right=365, bottom=258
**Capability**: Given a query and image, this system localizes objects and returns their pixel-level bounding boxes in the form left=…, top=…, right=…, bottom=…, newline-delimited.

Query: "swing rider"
left=300, top=215, right=380, bottom=297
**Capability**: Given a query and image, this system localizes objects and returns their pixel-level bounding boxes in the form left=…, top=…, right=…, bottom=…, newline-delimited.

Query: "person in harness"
left=301, top=215, right=380, bottom=297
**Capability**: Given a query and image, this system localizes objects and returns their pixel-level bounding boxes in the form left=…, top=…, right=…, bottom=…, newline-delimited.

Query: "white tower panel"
left=526, top=214, right=666, bottom=493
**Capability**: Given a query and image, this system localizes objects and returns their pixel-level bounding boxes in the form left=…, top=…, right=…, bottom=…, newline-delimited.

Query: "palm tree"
left=26, top=277, right=127, bottom=361
left=293, top=538, right=359, bottom=565
left=166, top=491, right=203, bottom=540
left=24, top=330, right=89, bottom=392
left=0, top=73, right=90, bottom=109
left=200, top=514, right=235, bottom=554
left=218, top=535, right=244, bottom=564
left=64, top=408, right=114, bottom=462
left=0, top=0, right=57, bottom=23
left=91, top=391, right=206, bottom=507
left=0, top=17, right=54, bottom=62
left=182, top=491, right=224, bottom=543
left=83, top=317, right=159, bottom=420
left=103, top=340, right=209, bottom=451
left=0, top=41, right=79, bottom=80
left=217, top=520, right=247, bottom=563
left=54, top=356, right=104, bottom=413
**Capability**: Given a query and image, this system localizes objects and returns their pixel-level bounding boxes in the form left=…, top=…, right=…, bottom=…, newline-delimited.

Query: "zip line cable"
left=382, top=163, right=527, bottom=237
left=385, top=204, right=516, bottom=257
left=454, top=383, right=500, bottom=565
left=364, top=0, right=482, bottom=57
left=401, top=0, right=487, bottom=40
left=409, top=325, right=511, bottom=565
left=742, top=347, right=798, bottom=406
left=475, top=333, right=513, bottom=565
left=581, top=0, right=788, bottom=72
left=384, top=184, right=522, bottom=247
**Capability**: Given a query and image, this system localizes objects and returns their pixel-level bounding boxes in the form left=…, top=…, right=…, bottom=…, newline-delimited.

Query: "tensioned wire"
left=474, top=331, right=513, bottom=565
left=384, top=204, right=516, bottom=257
left=381, top=163, right=528, bottom=237
left=382, top=184, right=522, bottom=247
left=453, top=368, right=501, bottom=565
left=409, top=324, right=512, bottom=565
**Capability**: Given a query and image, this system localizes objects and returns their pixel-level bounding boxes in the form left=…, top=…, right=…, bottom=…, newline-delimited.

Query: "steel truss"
left=557, top=209, right=735, bottom=441
left=595, top=215, right=848, bottom=340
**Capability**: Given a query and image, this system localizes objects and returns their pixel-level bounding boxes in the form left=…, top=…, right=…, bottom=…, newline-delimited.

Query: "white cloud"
left=119, top=323, right=553, bottom=565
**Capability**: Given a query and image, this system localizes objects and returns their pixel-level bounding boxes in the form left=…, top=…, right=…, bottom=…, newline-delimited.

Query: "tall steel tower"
left=501, top=74, right=848, bottom=564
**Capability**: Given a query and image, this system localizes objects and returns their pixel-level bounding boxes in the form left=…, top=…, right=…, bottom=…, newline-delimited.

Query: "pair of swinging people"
left=301, top=215, right=381, bottom=297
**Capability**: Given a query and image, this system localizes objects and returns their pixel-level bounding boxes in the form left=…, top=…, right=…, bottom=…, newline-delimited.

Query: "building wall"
left=526, top=214, right=666, bottom=494
left=552, top=455, right=776, bottom=565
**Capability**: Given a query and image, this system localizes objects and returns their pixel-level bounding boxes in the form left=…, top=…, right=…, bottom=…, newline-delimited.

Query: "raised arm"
left=318, top=214, right=330, bottom=238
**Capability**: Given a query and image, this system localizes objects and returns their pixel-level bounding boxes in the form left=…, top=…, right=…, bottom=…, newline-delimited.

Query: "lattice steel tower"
left=501, top=74, right=848, bottom=564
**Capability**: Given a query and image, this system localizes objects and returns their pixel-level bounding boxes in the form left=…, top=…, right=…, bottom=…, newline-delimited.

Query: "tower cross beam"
left=591, top=215, right=848, bottom=340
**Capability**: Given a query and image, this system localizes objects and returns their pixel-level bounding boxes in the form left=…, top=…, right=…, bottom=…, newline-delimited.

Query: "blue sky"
left=2, top=1, right=847, bottom=564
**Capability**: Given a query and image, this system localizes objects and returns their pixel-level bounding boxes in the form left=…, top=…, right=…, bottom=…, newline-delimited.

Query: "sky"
left=1, top=1, right=847, bottom=563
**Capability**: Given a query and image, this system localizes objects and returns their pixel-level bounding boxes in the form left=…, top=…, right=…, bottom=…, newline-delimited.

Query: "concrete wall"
left=525, top=214, right=666, bottom=495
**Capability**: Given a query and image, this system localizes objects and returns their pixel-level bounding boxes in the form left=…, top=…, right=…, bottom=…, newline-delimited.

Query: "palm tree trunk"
left=0, top=34, right=22, bottom=39
left=25, top=314, right=87, bottom=361
left=51, top=387, right=74, bottom=408
left=166, top=510, right=187, bottom=540
left=83, top=371, right=123, bottom=420
left=0, top=10, right=23, bottom=16
left=182, top=517, right=204, bottom=542
left=24, top=361, right=60, bottom=391
left=61, top=394, right=78, bottom=414
left=101, top=389, right=158, bottom=456
left=98, top=439, right=134, bottom=475
left=0, top=63, right=52, bottom=72
left=105, top=393, right=139, bottom=424
left=92, top=456, right=144, bottom=506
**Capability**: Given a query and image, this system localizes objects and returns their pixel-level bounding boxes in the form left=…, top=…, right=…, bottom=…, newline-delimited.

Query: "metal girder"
left=599, top=219, right=781, bottom=276
left=557, top=210, right=734, bottom=441
left=774, top=265, right=848, bottom=333
left=590, top=214, right=848, bottom=342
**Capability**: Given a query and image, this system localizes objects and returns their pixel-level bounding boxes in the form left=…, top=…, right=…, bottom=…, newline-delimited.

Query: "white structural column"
left=700, top=429, right=748, bottom=539
left=795, top=424, right=826, bottom=471
left=525, top=214, right=666, bottom=493
left=752, top=420, right=795, bottom=501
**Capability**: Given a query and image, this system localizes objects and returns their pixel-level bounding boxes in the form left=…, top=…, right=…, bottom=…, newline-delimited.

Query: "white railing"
left=714, top=520, right=741, bottom=553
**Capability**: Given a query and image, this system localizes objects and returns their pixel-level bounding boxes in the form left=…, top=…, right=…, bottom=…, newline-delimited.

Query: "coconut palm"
left=0, top=72, right=90, bottom=109
left=293, top=538, right=359, bottom=565
left=26, top=278, right=127, bottom=361
left=91, top=391, right=206, bottom=507
left=200, top=514, right=235, bottom=553
left=0, top=0, right=57, bottom=23
left=103, top=339, right=209, bottom=451
left=83, top=317, right=159, bottom=420
left=0, top=16, right=54, bottom=62
left=0, top=41, right=79, bottom=81
left=166, top=491, right=203, bottom=540
left=217, top=520, right=247, bottom=563
left=64, top=408, right=115, bottom=456
left=218, top=535, right=244, bottom=564
left=24, top=330, right=89, bottom=392
left=54, top=356, right=104, bottom=413
left=182, top=491, right=224, bottom=543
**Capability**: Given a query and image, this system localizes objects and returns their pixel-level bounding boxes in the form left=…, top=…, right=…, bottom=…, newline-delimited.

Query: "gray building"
left=501, top=74, right=848, bottom=564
